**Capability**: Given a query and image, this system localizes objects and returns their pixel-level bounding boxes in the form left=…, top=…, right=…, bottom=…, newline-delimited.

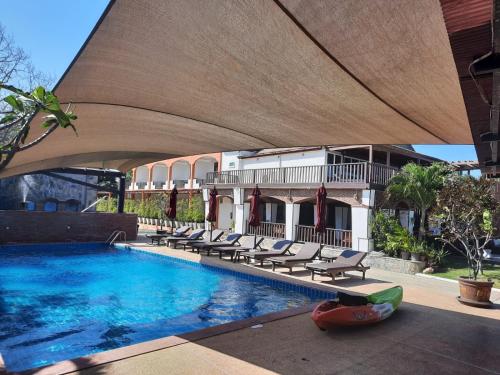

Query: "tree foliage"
left=0, top=22, right=74, bottom=172
left=434, top=175, right=498, bottom=280
left=0, top=84, right=77, bottom=171
left=386, top=163, right=451, bottom=239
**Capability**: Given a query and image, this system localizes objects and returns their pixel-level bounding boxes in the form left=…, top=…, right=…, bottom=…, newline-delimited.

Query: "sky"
left=0, top=1, right=479, bottom=164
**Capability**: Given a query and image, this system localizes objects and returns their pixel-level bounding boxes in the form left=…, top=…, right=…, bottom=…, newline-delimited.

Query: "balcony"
left=205, top=162, right=398, bottom=188
left=246, top=221, right=286, bottom=239
left=295, top=225, right=352, bottom=248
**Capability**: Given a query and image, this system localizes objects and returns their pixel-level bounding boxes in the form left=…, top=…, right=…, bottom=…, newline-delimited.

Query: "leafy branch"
left=0, top=83, right=77, bottom=171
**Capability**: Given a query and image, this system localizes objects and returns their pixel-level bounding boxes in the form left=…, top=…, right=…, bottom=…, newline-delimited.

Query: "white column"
left=351, top=207, right=370, bottom=251
left=233, top=188, right=247, bottom=235
left=202, top=188, right=210, bottom=231
left=285, top=203, right=300, bottom=241
left=351, top=189, right=375, bottom=251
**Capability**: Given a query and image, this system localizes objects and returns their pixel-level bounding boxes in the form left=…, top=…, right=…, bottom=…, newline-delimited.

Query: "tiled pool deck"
left=1, top=240, right=499, bottom=375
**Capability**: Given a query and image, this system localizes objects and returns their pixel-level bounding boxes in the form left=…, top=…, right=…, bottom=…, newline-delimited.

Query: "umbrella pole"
left=254, top=232, right=257, bottom=249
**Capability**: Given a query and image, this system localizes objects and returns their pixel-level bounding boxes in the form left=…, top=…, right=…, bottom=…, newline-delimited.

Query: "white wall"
left=151, top=164, right=168, bottom=182
left=221, top=151, right=254, bottom=171
left=218, top=197, right=234, bottom=230
left=171, top=161, right=190, bottom=180
left=135, top=166, right=148, bottom=183
left=241, top=149, right=326, bottom=170
left=351, top=206, right=371, bottom=251
left=194, top=159, right=216, bottom=179
left=285, top=203, right=300, bottom=241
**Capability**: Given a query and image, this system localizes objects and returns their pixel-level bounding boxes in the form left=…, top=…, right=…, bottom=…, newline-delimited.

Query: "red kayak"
left=312, top=286, right=403, bottom=329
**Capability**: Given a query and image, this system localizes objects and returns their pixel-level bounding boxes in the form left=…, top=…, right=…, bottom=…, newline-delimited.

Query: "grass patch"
left=433, top=256, right=500, bottom=288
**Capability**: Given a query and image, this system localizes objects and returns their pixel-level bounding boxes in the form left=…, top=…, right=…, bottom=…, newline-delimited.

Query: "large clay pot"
left=410, top=253, right=420, bottom=262
left=401, top=251, right=410, bottom=260
left=457, top=277, right=493, bottom=308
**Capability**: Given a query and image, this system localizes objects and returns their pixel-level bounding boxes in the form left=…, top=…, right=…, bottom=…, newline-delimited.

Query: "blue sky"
left=1, top=1, right=478, bottom=163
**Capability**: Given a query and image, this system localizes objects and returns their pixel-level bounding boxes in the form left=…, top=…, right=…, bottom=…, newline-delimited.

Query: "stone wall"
left=0, top=211, right=137, bottom=244
left=0, top=173, right=98, bottom=211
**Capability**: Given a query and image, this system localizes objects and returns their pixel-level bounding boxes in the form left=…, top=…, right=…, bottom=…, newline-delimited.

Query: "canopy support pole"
left=118, top=174, right=126, bottom=213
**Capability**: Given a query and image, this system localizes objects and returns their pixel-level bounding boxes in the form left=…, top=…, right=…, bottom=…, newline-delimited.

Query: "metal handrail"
left=106, top=230, right=126, bottom=244
left=81, top=196, right=107, bottom=212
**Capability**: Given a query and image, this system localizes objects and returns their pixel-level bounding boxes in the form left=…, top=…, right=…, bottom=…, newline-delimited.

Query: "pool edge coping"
left=1, top=242, right=343, bottom=375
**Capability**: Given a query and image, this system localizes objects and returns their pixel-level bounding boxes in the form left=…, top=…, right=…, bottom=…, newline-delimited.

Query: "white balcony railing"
left=172, top=179, right=189, bottom=189
left=206, top=163, right=398, bottom=187
left=295, top=225, right=352, bottom=248
left=246, top=221, right=286, bottom=238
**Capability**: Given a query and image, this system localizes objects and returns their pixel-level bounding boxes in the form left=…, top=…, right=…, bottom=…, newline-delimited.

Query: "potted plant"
left=385, top=226, right=412, bottom=260
left=435, top=175, right=498, bottom=307
left=425, top=246, right=449, bottom=272
left=409, top=239, right=428, bottom=262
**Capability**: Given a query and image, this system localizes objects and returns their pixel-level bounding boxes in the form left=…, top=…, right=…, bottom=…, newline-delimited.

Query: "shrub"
left=371, top=211, right=402, bottom=252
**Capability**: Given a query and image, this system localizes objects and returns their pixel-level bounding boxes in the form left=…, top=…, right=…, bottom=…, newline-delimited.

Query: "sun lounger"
left=240, top=239, right=293, bottom=266
left=166, top=228, right=205, bottom=249
left=179, top=229, right=225, bottom=250
left=192, top=233, right=243, bottom=255
left=212, top=236, right=264, bottom=262
left=145, top=225, right=191, bottom=245
left=305, top=249, right=370, bottom=281
left=269, top=242, right=322, bottom=274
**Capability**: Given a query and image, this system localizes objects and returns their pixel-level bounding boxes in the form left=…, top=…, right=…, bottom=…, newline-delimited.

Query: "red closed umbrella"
left=206, top=187, right=218, bottom=240
left=248, top=185, right=261, bottom=247
left=166, top=186, right=178, bottom=220
left=315, top=184, right=327, bottom=243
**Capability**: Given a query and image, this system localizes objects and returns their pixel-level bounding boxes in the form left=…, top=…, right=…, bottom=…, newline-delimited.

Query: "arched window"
left=64, top=199, right=81, bottom=212
left=43, top=199, right=58, bottom=212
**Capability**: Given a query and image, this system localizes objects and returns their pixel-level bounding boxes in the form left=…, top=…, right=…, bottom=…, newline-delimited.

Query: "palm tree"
left=386, top=163, right=450, bottom=240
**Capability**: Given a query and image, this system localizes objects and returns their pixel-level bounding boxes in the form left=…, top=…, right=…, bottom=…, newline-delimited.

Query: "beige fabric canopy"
left=1, top=0, right=472, bottom=177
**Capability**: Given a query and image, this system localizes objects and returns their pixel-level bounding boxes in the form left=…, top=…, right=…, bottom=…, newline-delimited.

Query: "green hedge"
left=96, top=194, right=205, bottom=222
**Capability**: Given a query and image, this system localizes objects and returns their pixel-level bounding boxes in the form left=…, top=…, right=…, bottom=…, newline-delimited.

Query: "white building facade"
left=202, top=145, right=438, bottom=251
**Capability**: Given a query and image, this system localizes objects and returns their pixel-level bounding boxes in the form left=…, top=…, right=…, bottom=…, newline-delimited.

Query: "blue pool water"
left=0, top=243, right=333, bottom=371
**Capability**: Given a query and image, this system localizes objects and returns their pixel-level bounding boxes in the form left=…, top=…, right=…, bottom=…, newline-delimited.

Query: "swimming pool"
left=0, top=243, right=334, bottom=371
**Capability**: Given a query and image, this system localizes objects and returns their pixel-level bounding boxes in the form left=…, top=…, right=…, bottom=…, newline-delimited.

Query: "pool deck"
left=8, top=240, right=500, bottom=375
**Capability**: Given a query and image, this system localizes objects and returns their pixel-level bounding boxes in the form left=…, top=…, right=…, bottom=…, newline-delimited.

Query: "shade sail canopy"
left=440, top=0, right=498, bottom=175
left=1, top=0, right=472, bottom=177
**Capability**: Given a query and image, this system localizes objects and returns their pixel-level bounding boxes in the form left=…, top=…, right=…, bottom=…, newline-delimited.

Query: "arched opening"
left=63, top=199, right=81, bottom=212
left=297, top=198, right=352, bottom=247
left=135, top=166, right=149, bottom=189
left=193, top=157, right=218, bottom=188
left=260, top=197, right=286, bottom=224
left=171, top=160, right=191, bottom=189
left=246, top=196, right=286, bottom=238
left=394, top=201, right=415, bottom=234
left=298, top=198, right=351, bottom=229
left=151, top=164, right=168, bottom=190
left=23, top=200, right=36, bottom=211
left=43, top=198, right=59, bottom=212
left=326, top=199, right=352, bottom=230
